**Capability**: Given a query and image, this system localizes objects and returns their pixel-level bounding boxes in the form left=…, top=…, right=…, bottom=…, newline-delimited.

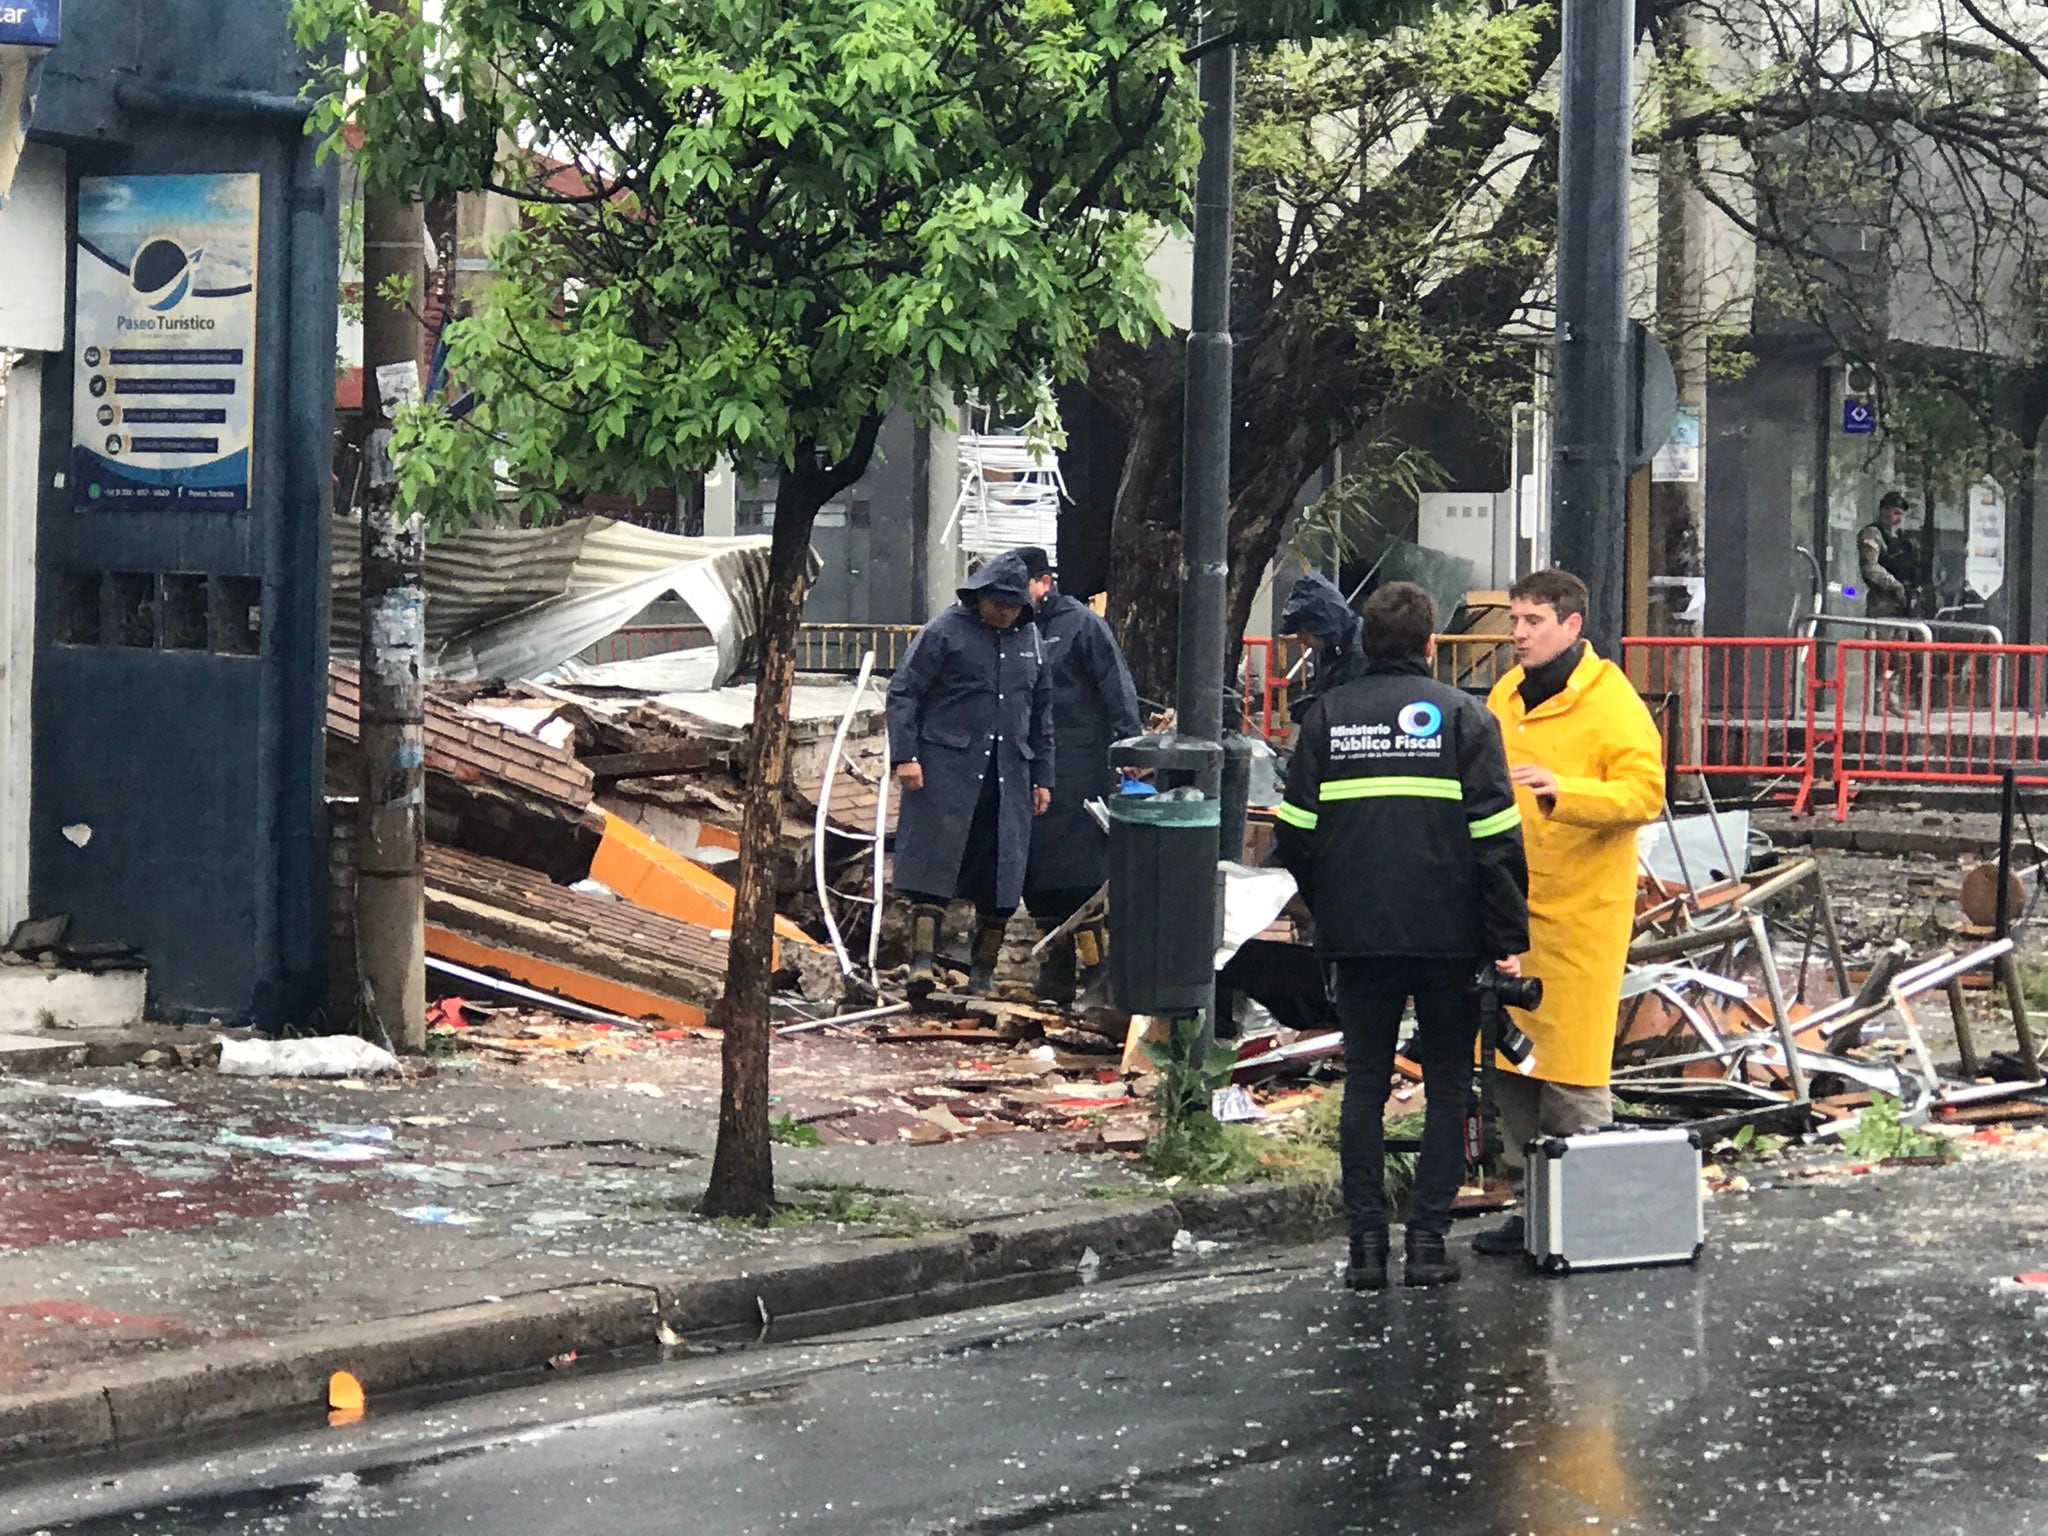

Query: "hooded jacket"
left=1280, top=574, right=1367, bottom=703
left=886, top=553, right=1055, bottom=909
left=1025, top=587, right=1143, bottom=894
left=1274, top=655, right=1528, bottom=963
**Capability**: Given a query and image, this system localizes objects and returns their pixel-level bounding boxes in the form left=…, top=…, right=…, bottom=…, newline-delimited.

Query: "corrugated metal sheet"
left=331, top=515, right=803, bottom=685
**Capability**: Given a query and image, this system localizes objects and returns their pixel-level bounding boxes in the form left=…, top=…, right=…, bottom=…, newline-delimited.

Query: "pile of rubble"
left=325, top=646, right=2048, bottom=1176
left=327, top=662, right=886, bottom=1035
left=1614, top=808, right=2045, bottom=1144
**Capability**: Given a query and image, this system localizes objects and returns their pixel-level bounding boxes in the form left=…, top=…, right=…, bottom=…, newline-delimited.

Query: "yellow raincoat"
left=1487, top=647, right=1665, bottom=1086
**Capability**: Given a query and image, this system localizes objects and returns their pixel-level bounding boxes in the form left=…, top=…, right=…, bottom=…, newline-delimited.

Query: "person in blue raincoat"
left=1279, top=573, right=1367, bottom=708
left=1010, top=549, right=1143, bottom=1008
left=887, top=552, right=1055, bottom=994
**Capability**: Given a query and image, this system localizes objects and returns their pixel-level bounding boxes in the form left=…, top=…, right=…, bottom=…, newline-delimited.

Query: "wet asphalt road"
left=8, top=1157, right=2048, bottom=1536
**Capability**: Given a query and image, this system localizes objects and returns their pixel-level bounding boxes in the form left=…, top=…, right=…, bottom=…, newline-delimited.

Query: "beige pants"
left=1495, top=1074, right=1611, bottom=1186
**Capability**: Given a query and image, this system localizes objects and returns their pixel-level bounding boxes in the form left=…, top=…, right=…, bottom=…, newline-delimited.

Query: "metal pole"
left=1175, top=38, right=1234, bottom=765
left=355, top=17, right=430, bottom=1053
left=1997, top=765, right=2018, bottom=939
left=1172, top=36, right=1235, bottom=1047
left=1550, top=0, right=1635, bottom=657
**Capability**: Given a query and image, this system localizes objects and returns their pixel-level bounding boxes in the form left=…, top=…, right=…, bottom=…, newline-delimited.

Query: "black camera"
left=1475, top=965, right=1542, bottom=1073
left=1465, top=965, right=1545, bottom=1165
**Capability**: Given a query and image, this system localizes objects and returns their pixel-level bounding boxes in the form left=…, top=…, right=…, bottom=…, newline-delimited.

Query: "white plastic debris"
left=1028, top=1044, right=1058, bottom=1064
left=1076, top=1246, right=1102, bottom=1280
left=217, top=1035, right=402, bottom=1079
left=1172, top=1228, right=1196, bottom=1253
left=1209, top=1085, right=1265, bottom=1123
left=69, top=1088, right=175, bottom=1110
left=218, top=1130, right=390, bottom=1163
left=396, top=1205, right=482, bottom=1227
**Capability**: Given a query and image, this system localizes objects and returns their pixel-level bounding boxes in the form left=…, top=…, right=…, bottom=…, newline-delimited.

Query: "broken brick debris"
left=425, top=844, right=728, bottom=1028
left=329, top=664, right=594, bottom=813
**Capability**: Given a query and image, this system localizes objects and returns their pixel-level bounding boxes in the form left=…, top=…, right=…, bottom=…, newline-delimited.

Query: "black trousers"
left=1330, top=959, right=1479, bottom=1240
left=906, top=751, right=1013, bottom=921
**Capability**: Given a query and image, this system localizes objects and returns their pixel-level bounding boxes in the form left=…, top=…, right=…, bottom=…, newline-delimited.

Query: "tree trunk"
left=1104, top=353, right=1337, bottom=713
left=699, top=423, right=879, bottom=1221
left=698, top=476, right=821, bottom=1219
left=1103, top=381, right=1185, bottom=707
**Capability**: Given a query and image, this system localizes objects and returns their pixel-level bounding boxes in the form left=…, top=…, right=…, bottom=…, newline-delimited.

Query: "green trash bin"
left=1107, top=788, right=1221, bottom=1016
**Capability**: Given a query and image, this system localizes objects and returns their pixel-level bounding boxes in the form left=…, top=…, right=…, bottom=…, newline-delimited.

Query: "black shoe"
left=1403, top=1228, right=1461, bottom=1288
left=1345, top=1230, right=1390, bottom=1292
left=906, top=904, right=944, bottom=999
left=1034, top=930, right=1077, bottom=1007
left=1472, top=1215, right=1526, bottom=1257
left=967, top=918, right=1006, bottom=995
left=1073, top=921, right=1112, bottom=1010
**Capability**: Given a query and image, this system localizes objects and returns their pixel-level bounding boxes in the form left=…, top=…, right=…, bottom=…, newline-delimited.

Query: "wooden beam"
left=582, top=745, right=719, bottom=781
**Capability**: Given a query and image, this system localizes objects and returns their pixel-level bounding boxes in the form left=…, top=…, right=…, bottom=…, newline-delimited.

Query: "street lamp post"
left=1177, top=37, right=1235, bottom=761
left=1550, top=0, right=1635, bottom=657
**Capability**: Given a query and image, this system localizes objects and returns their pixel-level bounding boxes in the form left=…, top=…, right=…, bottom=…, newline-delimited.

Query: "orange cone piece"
left=328, top=1370, right=366, bottom=1426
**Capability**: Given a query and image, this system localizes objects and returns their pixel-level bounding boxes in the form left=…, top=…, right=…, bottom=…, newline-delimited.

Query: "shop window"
left=159, top=574, right=209, bottom=651
left=57, top=574, right=101, bottom=646
left=210, top=575, right=261, bottom=655
left=104, top=573, right=155, bottom=649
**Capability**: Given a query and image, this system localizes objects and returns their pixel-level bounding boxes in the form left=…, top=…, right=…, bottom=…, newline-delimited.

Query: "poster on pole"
left=72, top=174, right=259, bottom=510
left=1650, top=404, right=1702, bottom=483
left=1965, top=478, right=2006, bottom=599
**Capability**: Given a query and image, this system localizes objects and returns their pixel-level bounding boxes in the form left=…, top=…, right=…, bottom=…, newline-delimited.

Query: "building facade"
left=0, top=0, right=338, bottom=1024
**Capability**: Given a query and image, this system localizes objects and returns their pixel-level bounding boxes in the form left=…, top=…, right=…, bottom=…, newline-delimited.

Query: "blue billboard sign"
left=0, top=1, right=58, bottom=47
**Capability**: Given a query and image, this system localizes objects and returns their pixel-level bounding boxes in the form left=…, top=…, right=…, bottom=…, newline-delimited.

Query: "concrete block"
left=0, top=1032, right=86, bottom=1067
left=0, top=967, right=145, bottom=1030
left=0, top=1381, right=115, bottom=1461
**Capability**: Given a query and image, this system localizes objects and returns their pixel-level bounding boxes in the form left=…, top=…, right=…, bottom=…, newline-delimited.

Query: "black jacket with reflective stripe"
left=1274, top=657, right=1529, bottom=962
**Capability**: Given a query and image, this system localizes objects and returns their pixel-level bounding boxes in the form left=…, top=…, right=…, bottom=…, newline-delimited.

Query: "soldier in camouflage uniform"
left=1857, top=491, right=1920, bottom=712
left=1857, top=491, right=1919, bottom=620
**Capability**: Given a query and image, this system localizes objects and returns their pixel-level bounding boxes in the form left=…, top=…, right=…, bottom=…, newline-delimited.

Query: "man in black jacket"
left=1279, top=572, right=1367, bottom=709
left=1274, top=582, right=1529, bottom=1291
left=887, top=553, right=1055, bottom=995
left=1011, top=548, right=1143, bottom=1009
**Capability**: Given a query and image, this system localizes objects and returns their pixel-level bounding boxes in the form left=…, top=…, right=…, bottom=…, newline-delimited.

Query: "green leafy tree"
left=295, top=0, right=1206, bottom=1217
left=1085, top=4, right=1561, bottom=695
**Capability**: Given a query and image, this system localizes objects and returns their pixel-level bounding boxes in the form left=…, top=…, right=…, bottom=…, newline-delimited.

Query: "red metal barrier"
left=1831, top=641, right=2048, bottom=818
left=574, top=623, right=2046, bottom=824
left=1241, top=636, right=1292, bottom=741
left=1622, top=637, right=1821, bottom=814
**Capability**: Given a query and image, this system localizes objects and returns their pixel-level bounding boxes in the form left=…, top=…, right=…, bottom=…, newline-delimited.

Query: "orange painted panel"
left=591, top=813, right=818, bottom=956
left=424, top=925, right=708, bottom=1029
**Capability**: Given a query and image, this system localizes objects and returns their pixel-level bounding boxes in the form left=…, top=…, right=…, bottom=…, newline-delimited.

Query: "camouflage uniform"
left=1857, top=522, right=1918, bottom=619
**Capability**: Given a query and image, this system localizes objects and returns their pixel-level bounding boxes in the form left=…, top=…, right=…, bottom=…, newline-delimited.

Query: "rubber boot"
left=1472, top=1214, right=1526, bottom=1258
left=905, top=904, right=945, bottom=998
left=1034, top=926, right=1077, bottom=1008
left=1345, top=1229, right=1390, bottom=1292
left=1403, top=1227, right=1462, bottom=1288
left=1073, top=920, right=1112, bottom=1010
left=967, top=916, right=1007, bottom=994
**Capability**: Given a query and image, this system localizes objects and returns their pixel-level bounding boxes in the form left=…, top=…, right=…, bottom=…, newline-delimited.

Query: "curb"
left=0, top=1182, right=1339, bottom=1471
left=1763, top=822, right=2045, bottom=863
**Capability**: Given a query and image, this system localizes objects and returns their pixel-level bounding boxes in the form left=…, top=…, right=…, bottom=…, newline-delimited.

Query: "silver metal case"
left=1523, top=1125, right=1705, bottom=1275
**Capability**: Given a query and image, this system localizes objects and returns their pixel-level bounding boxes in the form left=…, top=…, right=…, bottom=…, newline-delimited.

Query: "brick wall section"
left=328, top=664, right=594, bottom=811
left=425, top=845, right=730, bottom=1008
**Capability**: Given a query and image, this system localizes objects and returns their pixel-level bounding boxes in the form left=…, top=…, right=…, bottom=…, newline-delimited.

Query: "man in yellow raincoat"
left=1474, top=569, right=1665, bottom=1257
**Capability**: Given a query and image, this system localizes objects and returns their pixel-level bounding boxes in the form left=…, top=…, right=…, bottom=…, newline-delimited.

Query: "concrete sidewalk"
left=0, top=1037, right=1325, bottom=1468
